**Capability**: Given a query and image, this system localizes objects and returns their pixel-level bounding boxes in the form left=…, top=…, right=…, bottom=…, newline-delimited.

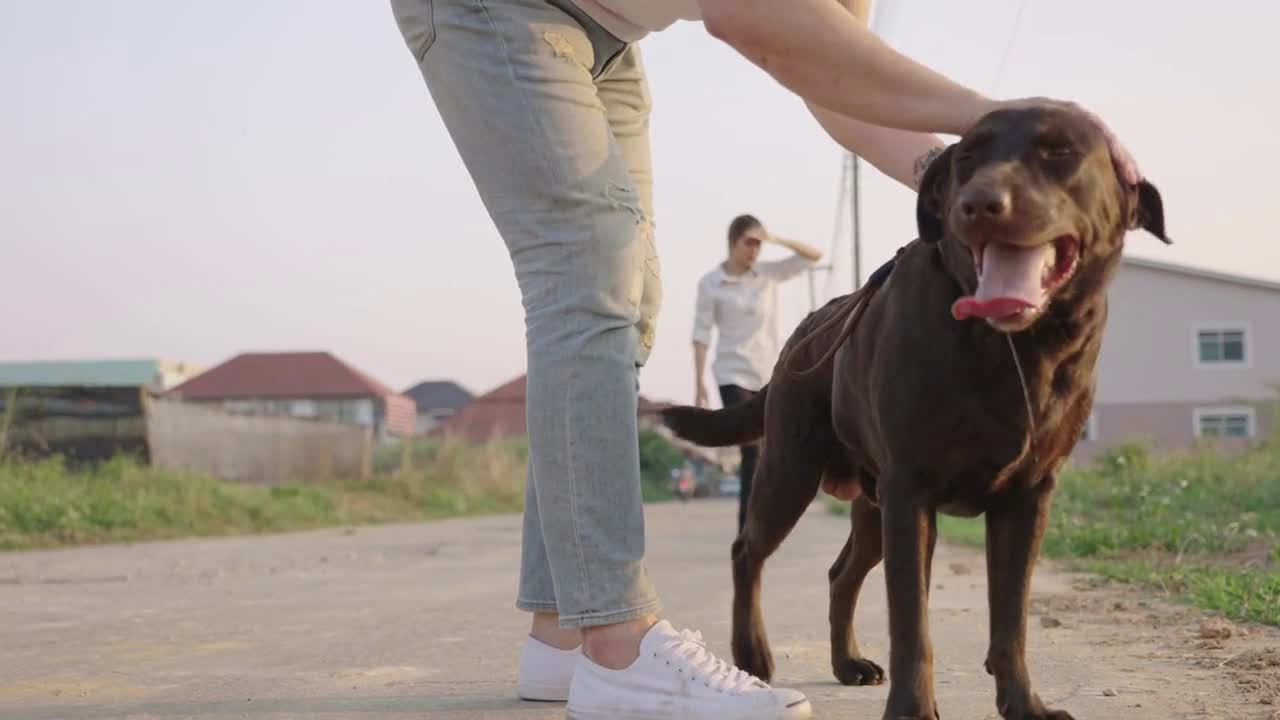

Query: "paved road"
left=2, top=499, right=1275, bottom=719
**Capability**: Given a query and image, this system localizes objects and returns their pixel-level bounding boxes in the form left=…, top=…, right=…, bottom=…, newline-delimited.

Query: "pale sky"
left=2, top=1, right=1276, bottom=406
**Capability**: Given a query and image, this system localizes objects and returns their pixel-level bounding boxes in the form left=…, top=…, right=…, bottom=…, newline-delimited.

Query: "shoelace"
left=659, top=629, right=765, bottom=693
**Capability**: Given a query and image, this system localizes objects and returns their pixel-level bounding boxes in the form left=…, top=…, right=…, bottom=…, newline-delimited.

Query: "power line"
left=991, top=0, right=1029, bottom=93
left=815, top=0, right=1028, bottom=312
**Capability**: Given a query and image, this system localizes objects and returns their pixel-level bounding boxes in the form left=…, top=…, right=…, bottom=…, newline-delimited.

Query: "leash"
left=782, top=247, right=903, bottom=377
left=955, top=268, right=1039, bottom=440
left=1005, top=333, right=1036, bottom=438
left=781, top=244, right=1040, bottom=447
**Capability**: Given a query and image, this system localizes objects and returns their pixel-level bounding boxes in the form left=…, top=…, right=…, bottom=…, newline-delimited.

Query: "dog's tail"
left=658, top=386, right=767, bottom=447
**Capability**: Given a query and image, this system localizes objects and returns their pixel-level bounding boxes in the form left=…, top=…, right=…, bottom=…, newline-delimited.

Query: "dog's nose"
left=959, top=186, right=1012, bottom=223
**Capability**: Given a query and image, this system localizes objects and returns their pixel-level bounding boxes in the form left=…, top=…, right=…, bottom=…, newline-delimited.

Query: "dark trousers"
left=718, top=384, right=759, bottom=533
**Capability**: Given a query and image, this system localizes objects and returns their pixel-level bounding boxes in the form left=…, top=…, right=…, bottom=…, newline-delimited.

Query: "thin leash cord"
left=782, top=247, right=904, bottom=377
left=1005, top=332, right=1036, bottom=438
left=958, top=275, right=1037, bottom=439
left=782, top=282, right=876, bottom=376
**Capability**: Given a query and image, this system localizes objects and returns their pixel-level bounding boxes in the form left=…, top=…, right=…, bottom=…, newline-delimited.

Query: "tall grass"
left=0, top=435, right=530, bottom=550
left=0, top=430, right=687, bottom=551
left=0, top=455, right=345, bottom=549
left=828, top=439, right=1280, bottom=625
left=950, top=441, right=1280, bottom=625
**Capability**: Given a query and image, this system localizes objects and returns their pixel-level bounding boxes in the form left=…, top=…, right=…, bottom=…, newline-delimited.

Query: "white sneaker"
left=566, top=620, right=812, bottom=720
left=516, top=635, right=580, bottom=702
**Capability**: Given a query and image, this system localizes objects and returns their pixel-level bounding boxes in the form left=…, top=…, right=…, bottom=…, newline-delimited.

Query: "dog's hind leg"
left=984, top=476, right=1075, bottom=720
left=730, top=426, right=830, bottom=684
left=828, top=491, right=886, bottom=686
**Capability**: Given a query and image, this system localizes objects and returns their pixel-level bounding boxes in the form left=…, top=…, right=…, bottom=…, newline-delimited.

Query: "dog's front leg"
left=984, top=476, right=1075, bottom=720
left=880, top=469, right=940, bottom=720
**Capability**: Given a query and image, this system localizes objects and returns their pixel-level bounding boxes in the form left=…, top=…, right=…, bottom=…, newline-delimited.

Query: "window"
left=1196, top=327, right=1247, bottom=366
left=1194, top=407, right=1256, bottom=439
left=291, top=399, right=318, bottom=418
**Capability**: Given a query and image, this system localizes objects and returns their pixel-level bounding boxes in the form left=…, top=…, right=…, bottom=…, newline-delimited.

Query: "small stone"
left=1198, top=618, right=1234, bottom=640
left=1102, top=688, right=1118, bottom=697
left=1041, top=616, right=1064, bottom=629
left=948, top=562, right=973, bottom=575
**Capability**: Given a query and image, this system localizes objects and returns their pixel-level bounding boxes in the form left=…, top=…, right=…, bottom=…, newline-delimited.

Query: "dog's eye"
left=1040, top=144, right=1076, bottom=160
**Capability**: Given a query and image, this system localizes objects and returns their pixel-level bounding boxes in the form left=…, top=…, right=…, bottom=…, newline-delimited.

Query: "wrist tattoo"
left=912, top=146, right=946, bottom=189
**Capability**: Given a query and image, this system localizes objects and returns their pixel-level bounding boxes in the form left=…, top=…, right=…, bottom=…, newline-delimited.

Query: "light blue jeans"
left=390, top=0, right=662, bottom=628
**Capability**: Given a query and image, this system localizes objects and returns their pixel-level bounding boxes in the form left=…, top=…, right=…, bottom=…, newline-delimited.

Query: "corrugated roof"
left=1122, top=256, right=1280, bottom=294
left=0, top=359, right=163, bottom=389
left=169, top=351, right=401, bottom=400
left=403, top=380, right=473, bottom=413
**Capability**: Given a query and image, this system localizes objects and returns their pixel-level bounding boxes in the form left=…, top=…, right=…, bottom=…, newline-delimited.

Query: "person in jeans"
left=693, top=214, right=821, bottom=533
left=387, top=1, right=1142, bottom=717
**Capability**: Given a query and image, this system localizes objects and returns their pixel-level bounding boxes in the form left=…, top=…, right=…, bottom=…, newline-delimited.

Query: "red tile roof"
left=170, top=351, right=400, bottom=400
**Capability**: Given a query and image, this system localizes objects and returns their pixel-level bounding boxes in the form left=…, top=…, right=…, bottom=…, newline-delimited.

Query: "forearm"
left=808, top=103, right=946, bottom=190
left=699, top=0, right=995, bottom=135
left=770, top=234, right=823, bottom=261
left=693, top=342, right=709, bottom=387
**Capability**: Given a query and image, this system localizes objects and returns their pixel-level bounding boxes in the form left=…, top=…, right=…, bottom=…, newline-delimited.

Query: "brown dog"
left=660, top=106, right=1168, bottom=720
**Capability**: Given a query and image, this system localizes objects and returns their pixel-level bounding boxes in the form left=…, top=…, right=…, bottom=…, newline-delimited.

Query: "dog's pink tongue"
left=951, top=243, right=1052, bottom=321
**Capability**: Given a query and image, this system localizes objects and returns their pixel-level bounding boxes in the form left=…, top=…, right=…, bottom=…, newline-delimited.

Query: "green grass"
left=829, top=439, right=1280, bottom=626
left=0, top=430, right=687, bottom=551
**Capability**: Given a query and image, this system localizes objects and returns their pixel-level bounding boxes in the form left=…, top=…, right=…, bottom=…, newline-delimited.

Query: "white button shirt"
left=692, top=255, right=816, bottom=392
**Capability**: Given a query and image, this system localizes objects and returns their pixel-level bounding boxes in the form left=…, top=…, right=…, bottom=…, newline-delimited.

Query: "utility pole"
left=850, top=153, right=862, bottom=291
left=805, top=262, right=833, bottom=313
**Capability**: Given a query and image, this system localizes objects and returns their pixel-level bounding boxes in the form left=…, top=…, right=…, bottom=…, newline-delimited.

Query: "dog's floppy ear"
left=1131, top=180, right=1170, bottom=244
left=915, top=145, right=955, bottom=243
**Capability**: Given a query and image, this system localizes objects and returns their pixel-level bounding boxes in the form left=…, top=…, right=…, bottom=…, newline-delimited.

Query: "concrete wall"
left=1072, top=400, right=1276, bottom=462
left=147, top=400, right=372, bottom=485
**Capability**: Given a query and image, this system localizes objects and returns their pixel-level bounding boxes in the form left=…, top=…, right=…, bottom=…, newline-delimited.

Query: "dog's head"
left=916, top=106, right=1168, bottom=333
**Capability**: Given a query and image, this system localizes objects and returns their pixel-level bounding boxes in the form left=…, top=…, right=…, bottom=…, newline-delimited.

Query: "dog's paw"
left=833, top=655, right=885, bottom=686
left=1000, top=695, right=1074, bottom=720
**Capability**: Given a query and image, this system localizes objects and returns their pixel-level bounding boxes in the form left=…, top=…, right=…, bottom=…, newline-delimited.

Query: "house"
left=0, top=358, right=204, bottom=462
left=430, top=375, right=535, bottom=441
left=433, top=373, right=731, bottom=485
left=167, top=351, right=415, bottom=439
left=0, top=358, right=204, bottom=394
left=433, top=374, right=671, bottom=442
left=1073, top=256, right=1280, bottom=460
left=402, top=380, right=473, bottom=434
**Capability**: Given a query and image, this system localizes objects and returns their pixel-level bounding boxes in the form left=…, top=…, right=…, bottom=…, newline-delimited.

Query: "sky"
left=2, top=1, right=1276, bottom=406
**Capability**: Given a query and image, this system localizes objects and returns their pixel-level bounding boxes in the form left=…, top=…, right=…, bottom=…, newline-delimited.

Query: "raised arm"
left=698, top=0, right=993, bottom=135
left=697, top=0, right=1142, bottom=186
